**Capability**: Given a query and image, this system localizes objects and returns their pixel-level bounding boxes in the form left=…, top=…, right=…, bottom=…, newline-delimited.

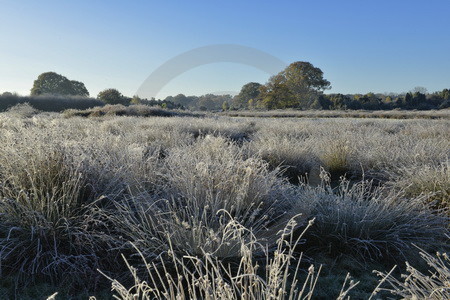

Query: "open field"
left=222, top=108, right=450, bottom=120
left=0, top=108, right=448, bottom=299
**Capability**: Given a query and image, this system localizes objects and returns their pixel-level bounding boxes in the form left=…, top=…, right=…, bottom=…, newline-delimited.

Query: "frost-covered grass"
left=63, top=104, right=202, bottom=118
left=222, top=108, right=450, bottom=120
left=0, top=111, right=448, bottom=299
left=374, top=246, right=450, bottom=299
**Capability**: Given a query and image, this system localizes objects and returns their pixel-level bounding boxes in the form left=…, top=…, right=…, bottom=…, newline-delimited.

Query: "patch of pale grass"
left=387, top=160, right=450, bottom=212
left=318, top=139, right=354, bottom=176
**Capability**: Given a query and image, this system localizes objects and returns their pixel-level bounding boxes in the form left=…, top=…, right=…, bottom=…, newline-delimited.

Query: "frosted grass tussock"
left=0, top=146, right=105, bottom=279
left=110, top=136, right=311, bottom=260
left=300, top=173, right=449, bottom=261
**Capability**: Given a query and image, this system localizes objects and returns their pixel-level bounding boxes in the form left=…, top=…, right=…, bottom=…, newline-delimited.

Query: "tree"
left=427, top=89, right=450, bottom=109
left=233, top=82, right=262, bottom=108
left=440, top=88, right=450, bottom=100
left=248, top=98, right=255, bottom=109
left=402, top=93, right=413, bottom=108
left=311, top=95, right=332, bottom=109
left=222, top=101, right=229, bottom=111
left=197, top=94, right=232, bottom=111
left=260, top=80, right=296, bottom=109
left=1, top=92, right=13, bottom=97
left=412, top=86, right=428, bottom=94
left=267, top=61, right=331, bottom=108
left=30, top=72, right=89, bottom=96
left=97, top=89, right=128, bottom=105
left=163, top=94, right=197, bottom=109
left=329, top=94, right=351, bottom=110
left=70, top=80, right=90, bottom=96
left=130, top=95, right=142, bottom=104
left=412, top=92, right=426, bottom=108
left=358, top=93, right=382, bottom=110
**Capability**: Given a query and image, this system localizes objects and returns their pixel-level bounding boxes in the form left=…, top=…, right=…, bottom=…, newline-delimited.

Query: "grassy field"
left=0, top=106, right=448, bottom=299
left=222, top=108, right=450, bottom=120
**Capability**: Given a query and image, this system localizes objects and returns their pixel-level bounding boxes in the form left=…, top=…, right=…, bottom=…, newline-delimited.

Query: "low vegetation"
left=63, top=104, right=202, bottom=118
left=222, top=108, right=450, bottom=119
left=0, top=109, right=448, bottom=299
left=0, top=93, right=104, bottom=112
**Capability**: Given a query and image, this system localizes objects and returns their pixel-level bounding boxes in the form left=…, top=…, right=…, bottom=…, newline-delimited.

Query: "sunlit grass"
left=0, top=110, right=447, bottom=298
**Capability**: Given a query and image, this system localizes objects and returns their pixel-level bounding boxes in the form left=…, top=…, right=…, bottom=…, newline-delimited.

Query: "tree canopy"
left=97, top=89, right=124, bottom=105
left=263, top=61, right=331, bottom=109
left=97, top=88, right=129, bottom=105
left=30, top=72, right=89, bottom=97
left=233, top=82, right=262, bottom=108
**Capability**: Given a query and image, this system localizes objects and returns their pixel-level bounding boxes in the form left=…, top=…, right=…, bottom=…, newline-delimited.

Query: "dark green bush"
left=0, top=94, right=104, bottom=112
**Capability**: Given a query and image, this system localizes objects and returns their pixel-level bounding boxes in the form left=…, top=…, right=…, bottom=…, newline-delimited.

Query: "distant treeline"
left=157, top=61, right=450, bottom=111
left=2, top=63, right=449, bottom=112
left=159, top=89, right=450, bottom=111
left=0, top=92, right=202, bottom=113
left=311, top=89, right=450, bottom=111
left=211, top=62, right=450, bottom=111
left=160, top=94, right=232, bottom=111
left=3, top=90, right=448, bottom=114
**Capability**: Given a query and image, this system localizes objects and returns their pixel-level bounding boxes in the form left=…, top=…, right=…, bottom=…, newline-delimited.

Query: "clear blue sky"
left=1, top=0, right=449, bottom=98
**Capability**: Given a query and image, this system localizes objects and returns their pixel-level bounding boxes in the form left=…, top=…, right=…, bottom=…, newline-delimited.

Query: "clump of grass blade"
left=100, top=214, right=359, bottom=299
left=0, top=146, right=110, bottom=285
left=300, top=170, right=449, bottom=263
left=373, top=246, right=450, bottom=299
